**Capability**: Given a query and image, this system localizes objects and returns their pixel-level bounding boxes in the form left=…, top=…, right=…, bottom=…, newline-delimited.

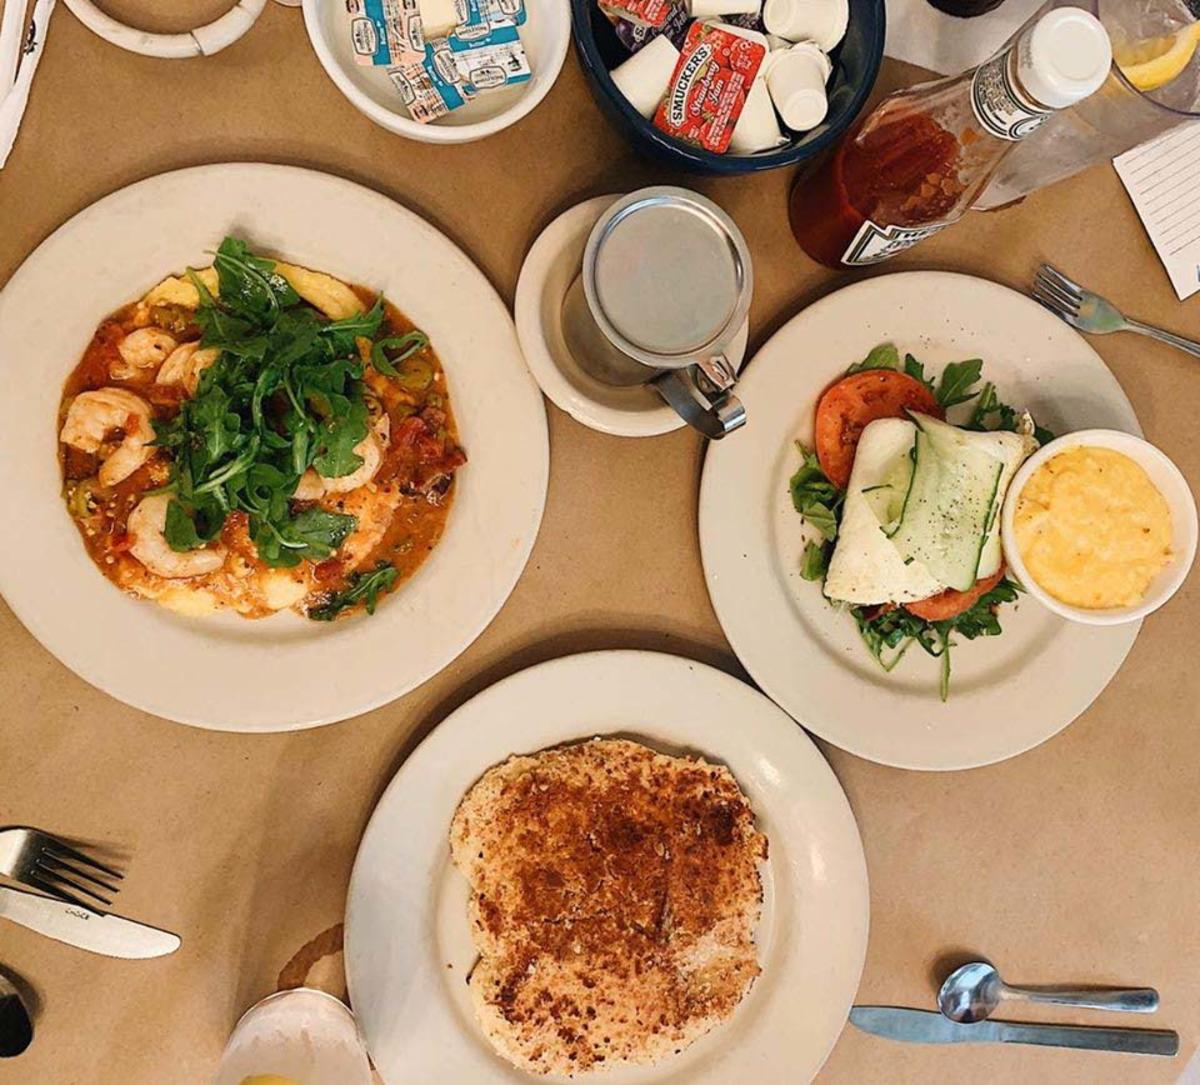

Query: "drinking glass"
left=976, top=0, right=1200, bottom=208
left=213, top=988, right=373, bottom=1085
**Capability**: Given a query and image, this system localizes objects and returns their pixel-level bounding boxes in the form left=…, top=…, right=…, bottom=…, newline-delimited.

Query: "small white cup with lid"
left=767, top=42, right=832, bottom=131
left=762, top=0, right=847, bottom=51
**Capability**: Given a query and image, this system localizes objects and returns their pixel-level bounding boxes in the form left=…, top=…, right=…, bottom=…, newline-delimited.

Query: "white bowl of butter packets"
left=1001, top=430, right=1198, bottom=626
left=303, top=0, right=570, bottom=143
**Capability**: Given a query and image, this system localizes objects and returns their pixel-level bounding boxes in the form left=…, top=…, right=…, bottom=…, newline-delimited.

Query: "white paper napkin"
left=884, top=0, right=1044, bottom=74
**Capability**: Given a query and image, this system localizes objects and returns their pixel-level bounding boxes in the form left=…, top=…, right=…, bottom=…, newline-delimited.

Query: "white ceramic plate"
left=700, top=271, right=1142, bottom=771
left=514, top=195, right=748, bottom=437
left=345, top=650, right=869, bottom=1085
left=0, top=164, right=548, bottom=731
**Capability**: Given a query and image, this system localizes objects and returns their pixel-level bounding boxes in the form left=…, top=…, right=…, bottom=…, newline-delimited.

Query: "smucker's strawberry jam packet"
left=598, top=0, right=674, bottom=30
left=653, top=22, right=766, bottom=154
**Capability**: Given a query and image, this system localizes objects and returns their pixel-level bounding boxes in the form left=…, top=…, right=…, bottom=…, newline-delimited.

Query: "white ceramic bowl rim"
left=1001, top=429, right=1199, bottom=626
left=300, top=0, right=571, bottom=143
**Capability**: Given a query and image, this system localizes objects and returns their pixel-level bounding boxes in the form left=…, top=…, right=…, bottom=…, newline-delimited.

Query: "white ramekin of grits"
left=1001, top=430, right=1197, bottom=625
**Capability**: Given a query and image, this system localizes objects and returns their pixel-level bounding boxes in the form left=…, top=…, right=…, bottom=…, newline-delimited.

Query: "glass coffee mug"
left=561, top=187, right=751, bottom=439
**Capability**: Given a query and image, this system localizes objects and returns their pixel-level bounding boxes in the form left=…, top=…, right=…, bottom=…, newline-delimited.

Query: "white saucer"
left=514, top=195, right=750, bottom=438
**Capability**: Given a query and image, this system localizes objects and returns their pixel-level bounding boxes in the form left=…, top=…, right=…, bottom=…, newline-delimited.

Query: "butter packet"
left=348, top=0, right=425, bottom=66
left=418, top=31, right=531, bottom=114
left=485, top=0, right=528, bottom=28
left=386, top=61, right=452, bottom=121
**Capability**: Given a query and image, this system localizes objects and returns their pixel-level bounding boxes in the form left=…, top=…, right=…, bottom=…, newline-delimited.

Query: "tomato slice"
left=814, top=370, right=943, bottom=489
left=903, top=566, right=1006, bottom=622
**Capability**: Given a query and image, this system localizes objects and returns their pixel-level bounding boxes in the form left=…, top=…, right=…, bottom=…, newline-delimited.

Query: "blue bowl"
left=570, top=0, right=886, bottom=173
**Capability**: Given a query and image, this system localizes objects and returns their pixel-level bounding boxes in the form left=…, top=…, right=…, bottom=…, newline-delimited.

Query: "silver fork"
left=0, top=827, right=123, bottom=910
left=1033, top=264, right=1200, bottom=359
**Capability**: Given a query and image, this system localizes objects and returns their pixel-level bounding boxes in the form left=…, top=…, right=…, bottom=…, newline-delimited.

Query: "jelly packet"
left=653, top=21, right=766, bottom=153
left=598, top=0, right=675, bottom=30
left=608, top=1, right=689, bottom=53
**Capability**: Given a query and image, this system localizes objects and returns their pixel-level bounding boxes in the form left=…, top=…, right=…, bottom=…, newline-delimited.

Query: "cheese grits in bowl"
left=1002, top=430, right=1197, bottom=625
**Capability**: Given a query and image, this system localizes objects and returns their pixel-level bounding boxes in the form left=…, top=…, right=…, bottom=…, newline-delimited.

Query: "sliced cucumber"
left=888, top=412, right=1004, bottom=591
left=862, top=447, right=914, bottom=535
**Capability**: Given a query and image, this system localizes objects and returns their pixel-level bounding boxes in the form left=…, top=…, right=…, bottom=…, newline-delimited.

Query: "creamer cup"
left=612, top=34, right=681, bottom=117
left=730, top=73, right=787, bottom=152
left=766, top=40, right=830, bottom=130
left=687, top=0, right=762, bottom=18
left=762, top=0, right=847, bottom=51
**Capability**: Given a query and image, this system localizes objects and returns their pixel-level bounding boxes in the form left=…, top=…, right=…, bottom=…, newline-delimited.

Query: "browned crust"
left=450, top=738, right=768, bottom=1076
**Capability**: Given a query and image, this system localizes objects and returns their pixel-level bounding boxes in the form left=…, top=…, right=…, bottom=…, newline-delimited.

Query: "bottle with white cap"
left=790, top=6, right=1113, bottom=268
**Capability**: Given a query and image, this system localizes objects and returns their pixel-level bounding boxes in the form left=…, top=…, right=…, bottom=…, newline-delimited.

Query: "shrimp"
left=127, top=494, right=227, bottom=579
left=111, top=328, right=177, bottom=381
left=156, top=342, right=219, bottom=395
left=293, top=413, right=390, bottom=499
left=59, top=388, right=157, bottom=486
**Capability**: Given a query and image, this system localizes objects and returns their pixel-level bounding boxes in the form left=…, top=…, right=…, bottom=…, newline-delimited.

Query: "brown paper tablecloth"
left=0, top=3, right=1197, bottom=1082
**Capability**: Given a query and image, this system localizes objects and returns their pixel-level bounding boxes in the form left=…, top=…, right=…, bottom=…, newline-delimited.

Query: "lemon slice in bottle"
left=1116, top=23, right=1200, bottom=91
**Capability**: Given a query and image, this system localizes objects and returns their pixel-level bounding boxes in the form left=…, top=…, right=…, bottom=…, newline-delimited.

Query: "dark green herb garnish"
left=150, top=236, right=425, bottom=620
left=851, top=579, right=1020, bottom=701
left=308, top=562, right=399, bottom=621
left=789, top=445, right=843, bottom=541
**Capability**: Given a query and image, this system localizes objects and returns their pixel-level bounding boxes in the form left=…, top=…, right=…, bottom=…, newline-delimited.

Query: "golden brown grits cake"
left=449, top=737, right=768, bottom=1076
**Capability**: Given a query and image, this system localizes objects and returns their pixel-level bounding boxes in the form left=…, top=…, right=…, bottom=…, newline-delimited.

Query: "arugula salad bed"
left=789, top=344, right=1053, bottom=700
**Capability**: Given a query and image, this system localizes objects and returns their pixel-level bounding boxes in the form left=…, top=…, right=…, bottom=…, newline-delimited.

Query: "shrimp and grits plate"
left=700, top=272, right=1146, bottom=771
left=0, top=164, right=548, bottom=730
left=58, top=238, right=464, bottom=622
left=345, top=651, right=869, bottom=1085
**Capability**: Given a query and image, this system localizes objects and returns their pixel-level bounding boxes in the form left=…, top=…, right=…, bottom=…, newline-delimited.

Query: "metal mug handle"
left=652, top=354, right=746, bottom=439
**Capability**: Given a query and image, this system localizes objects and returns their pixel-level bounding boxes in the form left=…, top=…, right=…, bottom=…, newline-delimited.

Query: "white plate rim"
left=344, top=649, right=870, bottom=1085
left=0, top=163, right=549, bottom=732
left=699, top=270, right=1143, bottom=771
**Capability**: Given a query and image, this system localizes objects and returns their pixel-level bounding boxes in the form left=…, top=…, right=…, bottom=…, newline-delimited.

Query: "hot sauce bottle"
left=790, top=7, right=1113, bottom=268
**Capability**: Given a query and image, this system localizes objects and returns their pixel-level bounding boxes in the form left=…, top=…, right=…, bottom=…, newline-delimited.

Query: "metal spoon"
left=0, top=972, right=32, bottom=1057
left=939, top=961, right=1160, bottom=1024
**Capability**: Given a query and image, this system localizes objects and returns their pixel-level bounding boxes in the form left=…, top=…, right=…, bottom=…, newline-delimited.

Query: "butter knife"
left=0, top=886, right=180, bottom=959
left=851, top=1007, right=1179, bottom=1057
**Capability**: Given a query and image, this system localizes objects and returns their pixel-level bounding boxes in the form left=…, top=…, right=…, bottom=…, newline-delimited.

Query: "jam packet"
left=597, top=0, right=675, bottom=30
left=608, top=1, right=689, bottom=53
left=654, top=21, right=766, bottom=154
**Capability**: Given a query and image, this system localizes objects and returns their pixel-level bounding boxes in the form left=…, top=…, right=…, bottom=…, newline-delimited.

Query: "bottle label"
left=841, top=219, right=949, bottom=266
left=970, top=48, right=1051, bottom=141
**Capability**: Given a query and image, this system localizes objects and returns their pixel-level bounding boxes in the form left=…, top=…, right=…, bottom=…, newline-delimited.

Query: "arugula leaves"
left=789, top=444, right=843, bottom=540
left=850, top=579, right=1021, bottom=700
left=153, top=237, right=412, bottom=620
left=308, top=562, right=399, bottom=621
left=934, top=358, right=983, bottom=408
left=847, top=343, right=901, bottom=374
left=800, top=540, right=831, bottom=581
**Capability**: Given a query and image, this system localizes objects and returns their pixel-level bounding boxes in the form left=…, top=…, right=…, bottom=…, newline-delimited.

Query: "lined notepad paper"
left=1115, top=124, right=1200, bottom=302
